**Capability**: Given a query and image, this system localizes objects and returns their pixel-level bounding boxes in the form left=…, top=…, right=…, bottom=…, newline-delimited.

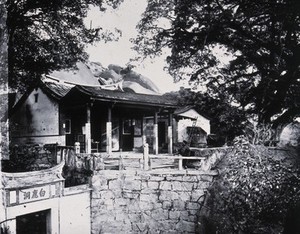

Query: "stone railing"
left=77, top=145, right=230, bottom=172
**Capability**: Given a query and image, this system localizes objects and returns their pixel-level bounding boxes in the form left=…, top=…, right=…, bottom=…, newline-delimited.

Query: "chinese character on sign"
left=39, top=188, right=46, bottom=197
left=23, top=191, right=30, bottom=200
left=19, top=185, right=50, bottom=204
left=31, top=189, right=38, bottom=199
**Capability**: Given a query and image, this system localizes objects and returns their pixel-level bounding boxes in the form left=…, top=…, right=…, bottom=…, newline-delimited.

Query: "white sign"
left=19, top=185, right=50, bottom=204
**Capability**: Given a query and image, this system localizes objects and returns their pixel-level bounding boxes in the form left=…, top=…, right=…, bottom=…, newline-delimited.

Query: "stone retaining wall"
left=91, top=170, right=217, bottom=234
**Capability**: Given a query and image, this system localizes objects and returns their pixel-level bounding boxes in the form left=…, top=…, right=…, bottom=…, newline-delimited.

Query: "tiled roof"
left=174, top=105, right=195, bottom=115
left=74, top=85, right=179, bottom=108
left=41, top=81, right=73, bottom=100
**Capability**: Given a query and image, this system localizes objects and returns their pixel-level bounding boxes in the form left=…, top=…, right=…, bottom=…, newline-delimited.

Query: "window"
left=34, top=93, right=39, bottom=103
left=64, top=119, right=71, bottom=134
left=123, top=119, right=131, bottom=134
left=134, top=119, right=142, bottom=136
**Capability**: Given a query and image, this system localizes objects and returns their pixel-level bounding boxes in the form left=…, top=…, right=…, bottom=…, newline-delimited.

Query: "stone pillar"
left=153, top=112, right=159, bottom=155
left=168, top=113, right=173, bottom=154
left=85, top=105, right=91, bottom=154
left=106, top=107, right=112, bottom=154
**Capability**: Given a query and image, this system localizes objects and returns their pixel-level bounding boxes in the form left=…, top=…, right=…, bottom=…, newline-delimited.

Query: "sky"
left=85, top=0, right=185, bottom=93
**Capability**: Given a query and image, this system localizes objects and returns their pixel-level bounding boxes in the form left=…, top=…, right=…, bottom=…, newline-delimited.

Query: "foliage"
left=62, top=165, right=92, bottom=187
left=6, top=0, right=123, bottom=90
left=202, top=135, right=300, bottom=233
left=0, top=225, right=10, bottom=234
left=165, top=88, right=248, bottom=145
left=0, top=1, right=8, bottom=87
left=2, top=144, right=55, bottom=172
left=134, top=0, right=300, bottom=124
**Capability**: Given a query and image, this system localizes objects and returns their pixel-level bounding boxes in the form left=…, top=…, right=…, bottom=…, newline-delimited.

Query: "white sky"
left=85, top=0, right=183, bottom=93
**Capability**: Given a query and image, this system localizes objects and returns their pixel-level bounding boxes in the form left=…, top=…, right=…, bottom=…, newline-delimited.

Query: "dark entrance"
left=16, top=209, right=50, bottom=234
left=158, top=121, right=167, bottom=152
left=121, top=118, right=133, bottom=151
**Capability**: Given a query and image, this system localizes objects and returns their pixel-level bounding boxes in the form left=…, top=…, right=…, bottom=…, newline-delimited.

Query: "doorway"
left=16, top=209, right=50, bottom=234
left=121, top=118, right=133, bottom=151
left=158, top=121, right=167, bottom=152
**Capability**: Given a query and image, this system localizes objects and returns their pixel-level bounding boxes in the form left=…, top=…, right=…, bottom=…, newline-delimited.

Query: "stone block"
left=150, top=209, right=169, bottom=221
left=162, top=201, right=172, bottom=210
left=180, top=211, right=197, bottom=222
left=176, top=220, right=196, bottom=233
left=140, top=193, right=158, bottom=202
left=139, top=193, right=149, bottom=202
left=177, top=191, right=192, bottom=201
left=179, top=210, right=190, bottom=221
left=153, top=201, right=163, bottom=209
left=186, top=201, right=201, bottom=210
left=104, top=198, right=115, bottom=207
left=140, top=173, right=151, bottom=180
left=141, top=181, right=148, bottom=190
left=114, top=198, right=128, bottom=207
left=188, top=214, right=197, bottom=222
left=188, top=209, right=199, bottom=216
left=132, top=222, right=149, bottom=233
left=182, top=182, right=194, bottom=191
left=166, top=175, right=184, bottom=181
left=141, top=187, right=156, bottom=194
left=184, top=175, right=199, bottom=182
left=159, top=181, right=172, bottom=190
left=108, top=179, right=123, bottom=190
left=199, top=175, right=214, bottom=182
left=139, top=201, right=153, bottom=210
left=157, top=221, right=177, bottom=232
left=149, top=175, right=165, bottom=181
left=159, top=191, right=179, bottom=201
left=115, top=212, right=129, bottom=221
left=171, top=181, right=183, bottom=191
left=123, top=191, right=140, bottom=199
left=169, top=210, right=180, bottom=220
left=127, top=199, right=142, bottom=212
left=147, top=181, right=159, bottom=190
left=191, top=190, right=205, bottom=202
left=128, top=212, right=143, bottom=222
left=172, top=199, right=186, bottom=211
left=92, top=176, right=108, bottom=188
left=99, top=222, right=132, bottom=234
left=159, top=230, right=178, bottom=234
left=123, top=180, right=141, bottom=190
left=99, top=190, right=115, bottom=200
left=194, top=181, right=211, bottom=189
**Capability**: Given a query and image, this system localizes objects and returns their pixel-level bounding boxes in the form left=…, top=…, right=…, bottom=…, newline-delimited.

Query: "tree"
left=134, top=0, right=300, bottom=124
left=6, top=0, right=122, bottom=90
left=164, top=88, right=248, bottom=145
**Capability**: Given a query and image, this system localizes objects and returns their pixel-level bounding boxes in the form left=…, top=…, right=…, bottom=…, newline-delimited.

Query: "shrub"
left=2, top=144, right=54, bottom=172
left=201, top=136, right=300, bottom=234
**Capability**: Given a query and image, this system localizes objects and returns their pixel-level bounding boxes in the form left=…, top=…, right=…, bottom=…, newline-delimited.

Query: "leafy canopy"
left=6, top=0, right=122, bottom=90
left=134, top=0, right=300, bottom=124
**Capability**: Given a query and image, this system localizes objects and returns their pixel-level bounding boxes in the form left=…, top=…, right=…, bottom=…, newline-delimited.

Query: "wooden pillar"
left=153, top=111, right=159, bottom=155
left=85, top=104, right=91, bottom=154
left=168, top=112, right=173, bottom=154
left=106, top=106, right=112, bottom=154
left=141, top=117, right=147, bottom=148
